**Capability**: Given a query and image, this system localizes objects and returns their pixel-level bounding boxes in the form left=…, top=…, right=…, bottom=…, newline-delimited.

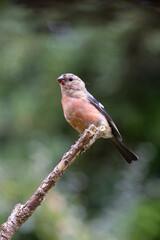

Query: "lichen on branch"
left=0, top=124, right=106, bottom=240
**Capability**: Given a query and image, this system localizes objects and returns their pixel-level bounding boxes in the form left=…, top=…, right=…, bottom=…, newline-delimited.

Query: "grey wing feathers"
left=87, top=92, right=122, bottom=141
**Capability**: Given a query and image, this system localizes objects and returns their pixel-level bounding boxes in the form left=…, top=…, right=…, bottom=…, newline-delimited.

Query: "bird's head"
left=57, top=73, right=87, bottom=97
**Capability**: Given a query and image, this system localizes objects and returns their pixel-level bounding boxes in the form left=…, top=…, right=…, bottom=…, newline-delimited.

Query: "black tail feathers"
left=109, top=137, right=138, bottom=164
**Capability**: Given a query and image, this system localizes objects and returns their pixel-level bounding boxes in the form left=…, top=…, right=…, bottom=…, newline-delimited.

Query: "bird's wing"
left=87, top=92, right=122, bottom=141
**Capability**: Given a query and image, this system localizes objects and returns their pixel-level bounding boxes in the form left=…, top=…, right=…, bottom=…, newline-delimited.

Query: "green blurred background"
left=0, top=0, right=160, bottom=239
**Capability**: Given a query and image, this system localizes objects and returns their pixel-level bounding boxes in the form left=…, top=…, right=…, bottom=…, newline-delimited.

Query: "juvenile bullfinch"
left=57, top=73, right=138, bottom=163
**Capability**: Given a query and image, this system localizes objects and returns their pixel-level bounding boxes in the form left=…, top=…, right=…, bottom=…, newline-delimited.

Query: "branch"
left=0, top=124, right=106, bottom=240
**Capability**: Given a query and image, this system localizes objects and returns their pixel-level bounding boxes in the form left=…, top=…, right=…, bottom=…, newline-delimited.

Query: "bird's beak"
left=57, top=76, right=66, bottom=84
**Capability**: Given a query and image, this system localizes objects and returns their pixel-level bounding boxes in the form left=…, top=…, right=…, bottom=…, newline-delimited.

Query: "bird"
left=57, top=73, right=138, bottom=163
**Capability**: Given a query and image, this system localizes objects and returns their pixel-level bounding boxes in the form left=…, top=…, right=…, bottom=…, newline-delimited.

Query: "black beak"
left=57, top=76, right=65, bottom=84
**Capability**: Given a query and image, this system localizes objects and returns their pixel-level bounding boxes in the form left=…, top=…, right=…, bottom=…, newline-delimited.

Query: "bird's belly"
left=64, top=103, right=90, bottom=132
left=62, top=97, right=112, bottom=137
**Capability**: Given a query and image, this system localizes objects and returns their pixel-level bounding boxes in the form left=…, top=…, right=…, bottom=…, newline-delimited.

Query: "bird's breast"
left=62, top=96, right=111, bottom=135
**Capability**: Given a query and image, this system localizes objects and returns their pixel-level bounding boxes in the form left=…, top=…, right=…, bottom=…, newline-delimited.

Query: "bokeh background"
left=0, top=0, right=160, bottom=239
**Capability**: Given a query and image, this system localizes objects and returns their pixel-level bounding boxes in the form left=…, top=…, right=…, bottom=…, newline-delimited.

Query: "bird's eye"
left=69, top=77, right=73, bottom=81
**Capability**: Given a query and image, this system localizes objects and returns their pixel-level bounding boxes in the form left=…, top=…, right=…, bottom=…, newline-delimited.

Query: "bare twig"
left=0, top=124, right=106, bottom=240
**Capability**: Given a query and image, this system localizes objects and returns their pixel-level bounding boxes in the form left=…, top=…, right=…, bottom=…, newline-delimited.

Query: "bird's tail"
left=109, top=137, right=138, bottom=164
